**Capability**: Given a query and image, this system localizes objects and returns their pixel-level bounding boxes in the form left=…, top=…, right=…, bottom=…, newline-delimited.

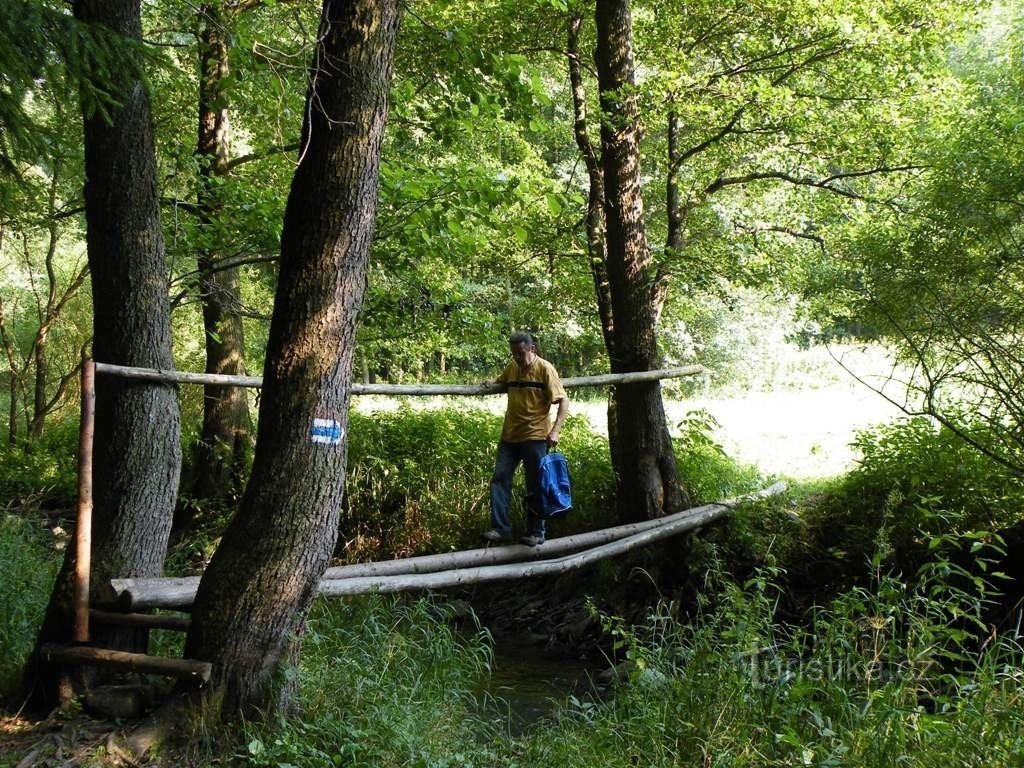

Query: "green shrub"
left=0, top=514, right=62, bottom=695
left=804, top=417, right=1024, bottom=572
left=0, top=420, right=79, bottom=508
left=343, top=408, right=615, bottom=559
left=673, top=409, right=763, bottom=503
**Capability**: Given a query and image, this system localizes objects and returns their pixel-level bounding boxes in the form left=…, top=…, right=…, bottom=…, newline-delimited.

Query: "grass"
left=224, top=536, right=1024, bottom=768
left=506, top=552, right=1024, bottom=767
left=0, top=514, right=62, bottom=695
left=233, top=596, right=496, bottom=768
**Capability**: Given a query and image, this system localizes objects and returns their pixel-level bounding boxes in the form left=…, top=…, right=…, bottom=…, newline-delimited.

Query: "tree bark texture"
left=185, top=0, right=401, bottom=716
left=595, top=0, right=688, bottom=522
left=193, top=3, right=252, bottom=503
left=24, top=0, right=182, bottom=711
left=666, top=108, right=683, bottom=257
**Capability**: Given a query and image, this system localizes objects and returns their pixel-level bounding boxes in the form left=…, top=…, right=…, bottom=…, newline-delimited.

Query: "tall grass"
left=236, top=596, right=496, bottom=768
left=513, top=543, right=1024, bottom=767
left=0, top=515, right=61, bottom=695
left=228, top=538, right=1023, bottom=768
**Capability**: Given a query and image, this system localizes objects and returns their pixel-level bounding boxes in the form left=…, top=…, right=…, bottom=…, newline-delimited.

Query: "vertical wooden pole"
left=73, top=359, right=96, bottom=643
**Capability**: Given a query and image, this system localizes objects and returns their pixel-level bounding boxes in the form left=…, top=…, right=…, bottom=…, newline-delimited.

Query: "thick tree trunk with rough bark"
left=595, top=0, right=688, bottom=522
left=185, top=0, right=400, bottom=717
left=23, top=0, right=181, bottom=711
left=191, top=4, right=252, bottom=504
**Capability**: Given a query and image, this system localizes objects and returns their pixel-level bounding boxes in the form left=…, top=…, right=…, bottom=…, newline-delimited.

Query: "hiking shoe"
left=481, top=528, right=512, bottom=543
left=519, top=533, right=545, bottom=547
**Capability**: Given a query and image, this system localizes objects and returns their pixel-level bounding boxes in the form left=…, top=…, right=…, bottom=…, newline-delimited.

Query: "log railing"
left=92, top=361, right=705, bottom=392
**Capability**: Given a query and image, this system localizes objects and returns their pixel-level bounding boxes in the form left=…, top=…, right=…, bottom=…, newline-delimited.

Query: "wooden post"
left=73, top=359, right=95, bottom=643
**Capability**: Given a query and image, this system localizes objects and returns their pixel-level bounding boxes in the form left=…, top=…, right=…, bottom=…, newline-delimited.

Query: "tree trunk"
left=567, top=11, right=621, bottom=473
left=185, top=0, right=400, bottom=717
left=567, top=13, right=614, bottom=358
left=192, top=3, right=252, bottom=505
left=6, top=371, right=16, bottom=444
left=31, top=338, right=47, bottom=439
left=666, top=107, right=683, bottom=258
left=23, top=0, right=182, bottom=712
left=595, top=0, right=688, bottom=522
left=30, top=169, right=61, bottom=440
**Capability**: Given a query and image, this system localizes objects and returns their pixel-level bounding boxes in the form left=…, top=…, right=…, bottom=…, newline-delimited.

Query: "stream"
left=475, top=638, right=604, bottom=737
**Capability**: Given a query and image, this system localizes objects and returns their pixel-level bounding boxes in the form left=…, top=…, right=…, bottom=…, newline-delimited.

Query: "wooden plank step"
left=89, top=609, right=190, bottom=632
left=41, top=644, right=211, bottom=683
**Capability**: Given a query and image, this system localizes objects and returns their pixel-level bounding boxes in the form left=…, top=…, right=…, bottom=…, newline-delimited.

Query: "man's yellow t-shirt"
left=497, top=356, right=567, bottom=443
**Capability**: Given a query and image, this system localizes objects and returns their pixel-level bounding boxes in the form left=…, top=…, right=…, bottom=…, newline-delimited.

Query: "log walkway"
left=107, top=483, right=786, bottom=610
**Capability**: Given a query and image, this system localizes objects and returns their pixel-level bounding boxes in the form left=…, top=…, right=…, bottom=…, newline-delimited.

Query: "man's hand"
left=546, top=429, right=560, bottom=447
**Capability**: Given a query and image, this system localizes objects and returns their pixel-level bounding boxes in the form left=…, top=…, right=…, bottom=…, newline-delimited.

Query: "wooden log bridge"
left=107, top=483, right=786, bottom=610
left=63, top=359, right=708, bottom=680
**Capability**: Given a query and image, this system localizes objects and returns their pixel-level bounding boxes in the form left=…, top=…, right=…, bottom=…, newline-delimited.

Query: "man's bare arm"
left=548, top=396, right=569, bottom=445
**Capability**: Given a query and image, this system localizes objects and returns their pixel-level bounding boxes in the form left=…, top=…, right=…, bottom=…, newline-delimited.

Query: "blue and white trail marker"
left=311, top=418, right=344, bottom=445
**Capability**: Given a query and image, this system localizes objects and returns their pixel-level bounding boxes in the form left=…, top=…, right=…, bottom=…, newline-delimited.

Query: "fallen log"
left=107, top=483, right=785, bottom=609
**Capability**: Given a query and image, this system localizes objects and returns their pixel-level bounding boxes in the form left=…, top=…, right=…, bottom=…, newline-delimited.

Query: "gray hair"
left=509, top=331, right=534, bottom=347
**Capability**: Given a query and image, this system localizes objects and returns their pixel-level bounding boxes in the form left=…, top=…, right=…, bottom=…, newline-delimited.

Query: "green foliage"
left=237, top=596, right=494, bottom=768
left=0, top=514, right=61, bottom=695
left=343, top=407, right=615, bottom=559
left=808, top=417, right=1024, bottom=569
left=801, top=4, right=1024, bottom=475
left=673, top=408, right=762, bottom=502
left=0, top=419, right=79, bottom=507
left=514, top=544, right=1024, bottom=767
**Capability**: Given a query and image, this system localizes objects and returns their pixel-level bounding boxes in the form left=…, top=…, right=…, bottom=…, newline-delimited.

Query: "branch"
left=704, top=166, right=922, bottom=201
left=225, top=141, right=301, bottom=171
left=160, top=198, right=202, bottom=216
left=170, top=253, right=278, bottom=288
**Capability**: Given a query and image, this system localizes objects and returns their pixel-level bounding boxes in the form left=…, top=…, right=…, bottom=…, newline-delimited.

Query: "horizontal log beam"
left=89, top=609, right=190, bottom=631
left=93, top=361, right=705, bottom=391
left=40, top=644, right=211, bottom=682
left=108, top=484, right=785, bottom=609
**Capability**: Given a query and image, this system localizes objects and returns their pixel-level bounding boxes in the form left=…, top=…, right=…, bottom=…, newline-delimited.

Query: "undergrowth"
left=512, top=536, right=1024, bottom=767
left=0, top=514, right=61, bottom=696
left=233, top=596, right=496, bottom=768
left=217, top=532, right=1024, bottom=768
left=799, top=417, right=1024, bottom=591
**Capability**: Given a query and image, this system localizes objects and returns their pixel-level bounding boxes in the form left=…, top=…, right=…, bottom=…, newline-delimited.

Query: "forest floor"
left=0, top=709, right=124, bottom=768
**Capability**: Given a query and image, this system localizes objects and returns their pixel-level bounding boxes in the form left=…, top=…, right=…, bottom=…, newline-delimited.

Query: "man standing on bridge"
left=482, top=331, right=569, bottom=547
